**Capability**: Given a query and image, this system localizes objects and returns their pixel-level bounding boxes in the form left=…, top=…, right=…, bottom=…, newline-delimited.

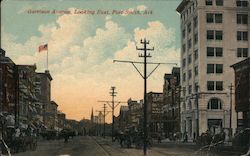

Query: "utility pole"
left=137, top=39, right=153, bottom=156
left=97, top=103, right=110, bottom=138
left=110, top=86, right=117, bottom=142
left=229, top=83, right=233, bottom=130
left=113, top=38, right=177, bottom=156
left=98, top=88, right=126, bottom=142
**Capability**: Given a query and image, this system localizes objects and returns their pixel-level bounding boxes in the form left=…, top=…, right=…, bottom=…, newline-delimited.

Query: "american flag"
left=38, top=44, right=48, bottom=52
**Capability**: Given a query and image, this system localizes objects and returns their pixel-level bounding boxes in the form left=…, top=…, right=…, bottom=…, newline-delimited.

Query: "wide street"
left=11, top=136, right=243, bottom=156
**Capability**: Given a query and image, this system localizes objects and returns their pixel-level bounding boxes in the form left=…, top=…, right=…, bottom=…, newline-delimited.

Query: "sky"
left=1, top=0, right=182, bottom=122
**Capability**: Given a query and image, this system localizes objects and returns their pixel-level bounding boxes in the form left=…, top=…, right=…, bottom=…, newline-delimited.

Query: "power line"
left=98, top=87, right=126, bottom=142
left=113, top=38, right=177, bottom=156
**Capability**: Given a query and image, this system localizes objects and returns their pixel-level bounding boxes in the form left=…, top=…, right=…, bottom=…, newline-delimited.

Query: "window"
left=236, top=0, right=249, bottom=7
left=188, top=70, right=192, bottom=79
left=183, top=73, right=186, bottom=82
left=194, top=33, right=198, bottom=44
left=207, top=64, right=223, bottom=73
left=193, top=16, right=198, bottom=28
left=215, top=31, right=223, bottom=40
left=182, top=28, right=186, bottom=38
left=206, top=0, right=213, bottom=5
left=207, top=47, right=214, bottom=56
left=216, top=81, right=223, bottom=90
left=182, top=58, right=186, bottom=67
left=216, top=48, right=223, bottom=56
left=194, top=82, right=199, bottom=92
left=207, top=47, right=223, bottom=57
left=215, top=14, right=223, bottom=23
left=182, top=44, right=186, bottom=53
left=216, top=0, right=223, bottom=6
left=188, top=23, right=191, bottom=33
left=207, top=13, right=214, bottom=23
left=194, top=66, right=198, bottom=76
left=207, top=13, right=223, bottom=23
left=188, top=39, right=192, bottom=49
left=207, top=30, right=223, bottom=40
left=237, top=31, right=248, bottom=41
left=216, top=64, right=223, bottom=73
left=207, top=81, right=223, bottom=91
left=237, top=48, right=248, bottom=57
left=188, top=54, right=192, bottom=64
left=207, top=64, right=214, bottom=73
left=237, top=14, right=248, bottom=24
left=183, top=87, right=186, bottom=96
left=207, top=81, right=214, bottom=90
left=207, top=30, right=214, bottom=40
left=207, top=98, right=222, bottom=109
left=194, top=49, right=198, bottom=60
left=188, top=85, right=192, bottom=94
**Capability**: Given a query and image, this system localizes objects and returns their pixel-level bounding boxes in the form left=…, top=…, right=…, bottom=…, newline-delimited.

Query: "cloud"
left=2, top=10, right=180, bottom=121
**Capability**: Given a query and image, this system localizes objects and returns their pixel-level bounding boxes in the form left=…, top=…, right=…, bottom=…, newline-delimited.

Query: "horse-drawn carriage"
left=196, top=130, right=225, bottom=147
left=3, top=126, right=37, bottom=153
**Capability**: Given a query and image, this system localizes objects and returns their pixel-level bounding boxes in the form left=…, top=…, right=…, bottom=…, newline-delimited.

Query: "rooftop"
left=231, top=57, right=250, bottom=69
left=176, top=0, right=190, bottom=13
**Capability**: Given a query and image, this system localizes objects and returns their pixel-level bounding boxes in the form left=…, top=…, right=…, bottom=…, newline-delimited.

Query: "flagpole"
left=47, top=46, right=48, bottom=70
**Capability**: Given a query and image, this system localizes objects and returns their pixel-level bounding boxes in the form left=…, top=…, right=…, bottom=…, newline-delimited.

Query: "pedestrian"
left=64, top=132, right=69, bottom=143
left=157, top=133, right=161, bottom=143
left=183, top=132, right=188, bottom=143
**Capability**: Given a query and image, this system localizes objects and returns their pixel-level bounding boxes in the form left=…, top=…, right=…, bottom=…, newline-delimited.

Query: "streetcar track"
left=91, top=136, right=111, bottom=156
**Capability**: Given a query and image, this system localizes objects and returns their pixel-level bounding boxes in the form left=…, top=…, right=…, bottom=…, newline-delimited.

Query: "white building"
left=176, top=0, right=249, bottom=141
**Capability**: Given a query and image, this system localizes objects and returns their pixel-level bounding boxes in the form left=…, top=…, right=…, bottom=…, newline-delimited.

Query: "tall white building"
left=176, top=0, right=249, bottom=141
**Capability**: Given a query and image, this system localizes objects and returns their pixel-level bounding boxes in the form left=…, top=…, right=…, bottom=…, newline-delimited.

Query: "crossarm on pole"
left=132, top=63, right=144, bottom=79
left=147, top=63, right=160, bottom=79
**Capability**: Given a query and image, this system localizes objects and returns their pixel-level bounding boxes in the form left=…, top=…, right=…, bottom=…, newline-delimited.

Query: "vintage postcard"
left=0, top=0, right=249, bottom=155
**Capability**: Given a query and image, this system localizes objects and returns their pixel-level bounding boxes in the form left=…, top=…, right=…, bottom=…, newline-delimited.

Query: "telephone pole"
left=98, top=91, right=126, bottom=141
left=229, top=83, right=233, bottom=130
left=110, top=86, right=117, bottom=142
left=113, top=38, right=177, bottom=155
left=96, top=103, right=110, bottom=138
left=137, top=39, right=154, bottom=156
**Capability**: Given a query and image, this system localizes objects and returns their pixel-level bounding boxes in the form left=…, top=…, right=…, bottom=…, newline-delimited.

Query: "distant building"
left=231, top=58, right=250, bottom=129
left=176, top=0, right=249, bottom=140
left=162, top=67, right=181, bottom=138
left=97, top=111, right=104, bottom=124
left=36, top=70, right=53, bottom=130
left=147, top=92, right=163, bottom=136
left=0, top=48, right=17, bottom=126
left=127, top=98, right=142, bottom=131
left=118, top=105, right=129, bottom=132
left=17, top=64, right=37, bottom=128
left=49, top=101, right=58, bottom=130
left=57, top=111, right=66, bottom=130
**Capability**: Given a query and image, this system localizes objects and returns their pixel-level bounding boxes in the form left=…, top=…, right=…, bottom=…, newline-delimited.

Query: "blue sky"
left=2, top=0, right=182, bottom=121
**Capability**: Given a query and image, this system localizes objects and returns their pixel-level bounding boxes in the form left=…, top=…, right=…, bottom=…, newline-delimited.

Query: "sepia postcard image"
left=0, top=0, right=249, bottom=155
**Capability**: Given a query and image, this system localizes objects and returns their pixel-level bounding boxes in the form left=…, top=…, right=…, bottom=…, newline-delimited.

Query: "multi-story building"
left=17, top=64, right=37, bottom=128
left=176, top=0, right=249, bottom=140
left=50, top=101, right=58, bottom=130
left=0, top=48, right=17, bottom=126
left=36, top=70, right=53, bottom=130
left=231, top=58, right=250, bottom=129
left=117, top=105, right=129, bottom=132
left=57, top=111, right=66, bottom=130
left=162, top=67, right=181, bottom=138
left=127, top=98, right=142, bottom=131
left=147, top=92, right=164, bottom=137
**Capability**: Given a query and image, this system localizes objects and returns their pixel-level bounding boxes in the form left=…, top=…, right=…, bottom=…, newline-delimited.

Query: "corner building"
left=176, top=0, right=249, bottom=141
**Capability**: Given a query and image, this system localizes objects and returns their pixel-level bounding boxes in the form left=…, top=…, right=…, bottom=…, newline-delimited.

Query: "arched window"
left=207, top=98, right=222, bottom=109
